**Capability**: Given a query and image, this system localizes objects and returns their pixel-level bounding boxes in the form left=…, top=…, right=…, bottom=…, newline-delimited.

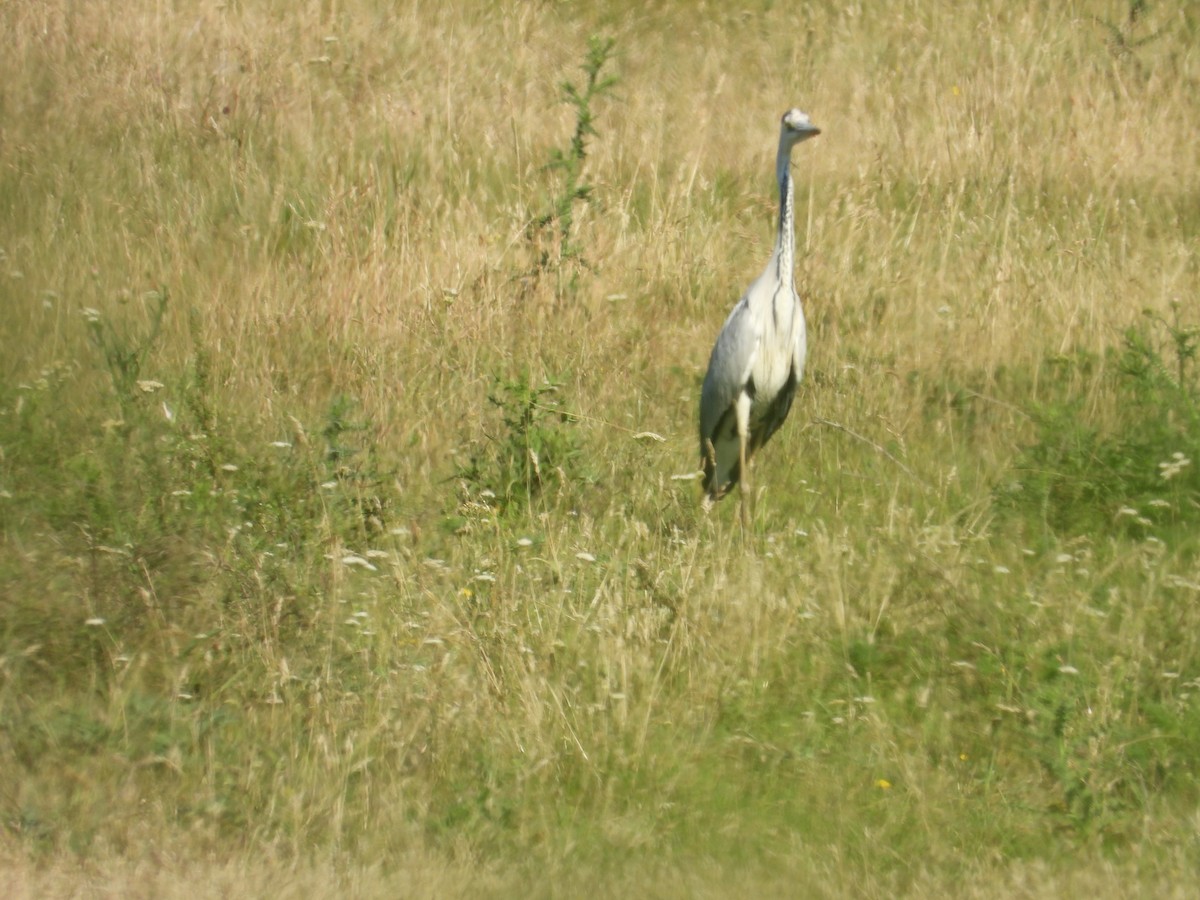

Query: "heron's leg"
left=738, top=431, right=749, bottom=530
left=735, top=392, right=752, bottom=531
left=703, top=438, right=718, bottom=480
left=701, top=438, right=718, bottom=511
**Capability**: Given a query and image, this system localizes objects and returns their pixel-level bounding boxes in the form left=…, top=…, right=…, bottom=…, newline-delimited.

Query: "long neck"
left=774, top=145, right=795, bottom=290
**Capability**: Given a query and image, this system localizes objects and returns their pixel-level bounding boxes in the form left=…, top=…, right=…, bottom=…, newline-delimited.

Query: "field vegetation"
left=2, top=0, right=1199, bottom=895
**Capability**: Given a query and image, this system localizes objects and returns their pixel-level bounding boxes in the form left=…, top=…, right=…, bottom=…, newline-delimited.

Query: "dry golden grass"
left=3, top=0, right=1200, bottom=895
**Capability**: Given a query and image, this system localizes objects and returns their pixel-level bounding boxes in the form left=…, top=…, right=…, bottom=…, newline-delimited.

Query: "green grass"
left=3, top=0, right=1200, bottom=895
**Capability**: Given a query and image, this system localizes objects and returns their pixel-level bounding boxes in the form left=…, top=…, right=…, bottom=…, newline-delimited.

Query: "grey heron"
left=699, top=108, right=820, bottom=526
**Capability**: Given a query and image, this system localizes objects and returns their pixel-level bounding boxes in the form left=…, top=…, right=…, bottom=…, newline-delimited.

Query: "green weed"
left=456, top=372, right=581, bottom=514
left=526, top=35, right=618, bottom=295
left=83, top=289, right=169, bottom=415
left=1002, top=307, right=1200, bottom=540
left=1093, top=0, right=1169, bottom=70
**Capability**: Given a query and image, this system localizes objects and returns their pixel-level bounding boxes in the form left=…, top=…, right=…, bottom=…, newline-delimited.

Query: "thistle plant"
left=83, top=289, right=169, bottom=413
left=529, top=35, right=618, bottom=292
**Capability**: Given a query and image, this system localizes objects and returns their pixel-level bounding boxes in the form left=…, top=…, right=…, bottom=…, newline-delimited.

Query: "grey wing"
left=746, top=303, right=804, bottom=454
left=747, top=366, right=797, bottom=456
left=699, top=300, right=760, bottom=445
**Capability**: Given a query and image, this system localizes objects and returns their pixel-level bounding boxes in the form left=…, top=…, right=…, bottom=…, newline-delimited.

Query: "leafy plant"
left=317, top=393, right=395, bottom=536
left=83, top=289, right=169, bottom=413
left=1118, top=304, right=1199, bottom=416
left=1094, top=0, right=1167, bottom=63
left=458, top=372, right=581, bottom=512
left=323, top=392, right=368, bottom=469
left=527, top=35, right=618, bottom=291
left=1002, top=306, right=1200, bottom=538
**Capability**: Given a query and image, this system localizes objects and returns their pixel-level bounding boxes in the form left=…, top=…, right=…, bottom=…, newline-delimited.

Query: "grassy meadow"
left=3, top=0, right=1200, bottom=894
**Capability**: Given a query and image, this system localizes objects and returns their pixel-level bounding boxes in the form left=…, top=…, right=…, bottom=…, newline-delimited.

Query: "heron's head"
left=781, top=108, right=820, bottom=147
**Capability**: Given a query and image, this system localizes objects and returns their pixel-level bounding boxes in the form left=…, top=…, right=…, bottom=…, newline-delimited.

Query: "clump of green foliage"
left=1004, top=305, right=1199, bottom=538
left=457, top=372, right=581, bottom=513
left=527, top=34, right=618, bottom=291
left=1094, top=0, right=1169, bottom=72
left=319, top=392, right=397, bottom=536
left=83, top=289, right=169, bottom=415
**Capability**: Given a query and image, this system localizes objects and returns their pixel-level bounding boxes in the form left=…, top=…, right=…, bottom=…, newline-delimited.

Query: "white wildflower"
left=341, top=555, right=378, bottom=571
left=1159, top=452, right=1191, bottom=481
